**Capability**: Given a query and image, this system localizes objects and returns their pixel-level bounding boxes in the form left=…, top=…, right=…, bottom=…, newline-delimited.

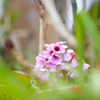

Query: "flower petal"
left=83, top=63, right=90, bottom=71
left=70, top=73, right=76, bottom=78
left=64, top=53, right=72, bottom=62
left=71, top=58, right=78, bottom=67
left=67, top=49, right=74, bottom=53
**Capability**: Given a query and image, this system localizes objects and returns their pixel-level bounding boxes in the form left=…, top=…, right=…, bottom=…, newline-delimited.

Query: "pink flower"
left=63, top=53, right=72, bottom=62
left=83, top=63, right=90, bottom=75
left=36, top=53, right=52, bottom=67
left=64, top=49, right=78, bottom=68
left=43, top=50, right=53, bottom=56
left=34, top=42, right=90, bottom=80
left=50, top=62, right=64, bottom=72
left=64, top=49, right=74, bottom=62
left=36, top=54, right=45, bottom=66
left=34, top=63, right=50, bottom=79
left=37, top=68, right=50, bottom=79
left=50, top=53, right=62, bottom=64
left=67, top=72, right=76, bottom=78
left=46, top=42, right=67, bottom=54
left=71, top=58, right=78, bottom=68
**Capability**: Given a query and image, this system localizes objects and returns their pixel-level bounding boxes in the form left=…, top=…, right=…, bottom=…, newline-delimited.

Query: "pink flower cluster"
left=34, top=42, right=90, bottom=79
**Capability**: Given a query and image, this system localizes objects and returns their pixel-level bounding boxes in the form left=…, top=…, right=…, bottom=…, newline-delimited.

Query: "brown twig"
left=33, top=0, right=49, bottom=23
left=44, top=23, right=48, bottom=44
left=39, top=18, right=44, bottom=54
left=33, top=0, right=45, bottom=54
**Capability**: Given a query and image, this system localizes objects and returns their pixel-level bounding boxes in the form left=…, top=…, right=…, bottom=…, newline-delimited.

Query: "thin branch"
left=39, top=18, right=44, bottom=54
left=40, top=0, right=76, bottom=47
left=33, top=0, right=49, bottom=23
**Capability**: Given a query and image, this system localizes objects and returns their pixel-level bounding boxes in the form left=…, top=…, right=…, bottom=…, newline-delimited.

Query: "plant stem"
left=39, top=18, right=44, bottom=54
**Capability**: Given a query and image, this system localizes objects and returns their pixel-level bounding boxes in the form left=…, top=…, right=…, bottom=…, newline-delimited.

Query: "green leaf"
left=0, top=86, right=15, bottom=100
left=78, top=11, right=100, bottom=55
left=11, top=71, right=32, bottom=87
left=0, top=58, right=34, bottom=100
left=75, top=13, right=85, bottom=85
